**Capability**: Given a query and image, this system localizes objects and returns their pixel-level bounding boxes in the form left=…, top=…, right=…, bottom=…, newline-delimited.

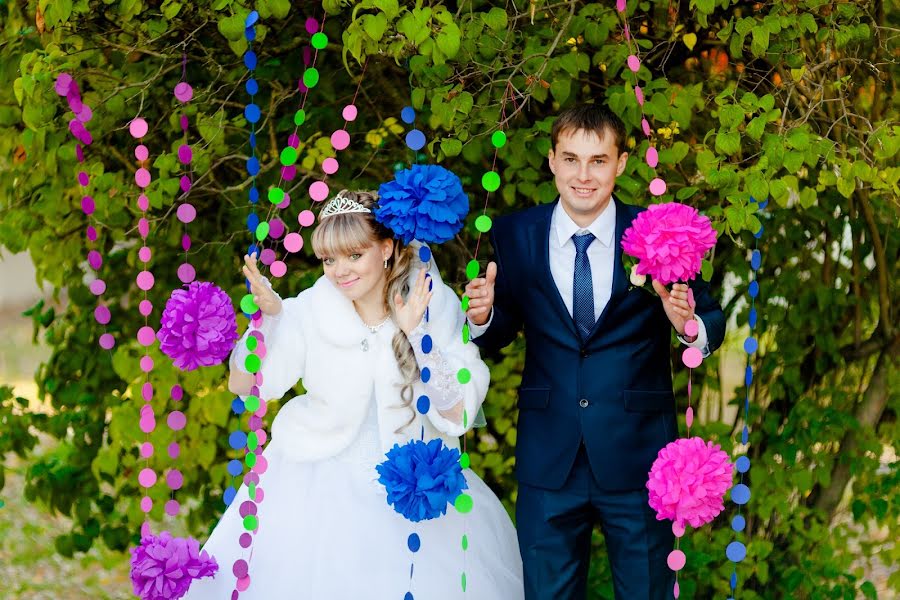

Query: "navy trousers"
left=516, top=446, right=675, bottom=599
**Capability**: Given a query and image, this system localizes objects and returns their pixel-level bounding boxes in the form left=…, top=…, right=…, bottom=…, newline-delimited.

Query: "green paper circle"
left=460, top=452, right=470, bottom=469
left=455, top=493, right=473, bottom=513
left=248, top=482, right=256, bottom=500
left=243, top=515, right=258, bottom=531
left=244, top=354, right=261, bottom=373
left=245, top=452, right=257, bottom=467
left=457, top=368, right=471, bottom=384
left=491, top=131, right=507, bottom=148
left=465, top=260, right=480, bottom=280
left=311, top=32, right=328, bottom=50
left=247, top=431, right=259, bottom=450
left=475, top=215, right=493, bottom=233
left=461, top=572, right=467, bottom=592
left=255, top=221, right=270, bottom=241
left=461, top=534, right=468, bottom=551
left=481, top=171, right=501, bottom=192
left=303, top=68, right=320, bottom=88
left=463, top=409, right=469, bottom=428
left=461, top=295, right=470, bottom=311
left=268, top=187, right=285, bottom=204
left=294, top=109, right=306, bottom=126
left=240, top=294, right=258, bottom=315
left=280, top=147, right=298, bottom=166
left=245, top=336, right=258, bottom=351
left=244, top=396, right=260, bottom=413
left=462, top=323, right=470, bottom=344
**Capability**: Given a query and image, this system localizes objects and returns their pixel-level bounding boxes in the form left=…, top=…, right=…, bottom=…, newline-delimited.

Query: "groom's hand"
left=464, top=262, right=497, bottom=326
left=652, top=280, right=697, bottom=341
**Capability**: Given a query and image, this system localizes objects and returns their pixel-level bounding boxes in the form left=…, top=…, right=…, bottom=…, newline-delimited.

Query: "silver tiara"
left=320, top=191, right=372, bottom=219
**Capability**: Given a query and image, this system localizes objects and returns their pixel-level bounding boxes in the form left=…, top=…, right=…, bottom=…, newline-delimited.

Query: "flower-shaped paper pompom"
left=647, top=437, right=734, bottom=529
left=375, top=164, right=469, bottom=244
left=376, top=438, right=468, bottom=522
left=621, top=202, right=717, bottom=285
left=130, top=530, right=218, bottom=600
left=158, top=281, right=238, bottom=371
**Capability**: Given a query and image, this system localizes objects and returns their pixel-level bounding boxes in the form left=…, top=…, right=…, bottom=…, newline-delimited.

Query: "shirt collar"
left=552, top=198, right=617, bottom=248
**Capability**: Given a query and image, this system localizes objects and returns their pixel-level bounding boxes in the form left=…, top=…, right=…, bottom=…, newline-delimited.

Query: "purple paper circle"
left=87, top=250, right=102, bottom=270
left=138, top=246, right=151, bottom=263
left=284, top=232, right=303, bottom=253
left=268, top=218, right=285, bottom=239
left=139, top=300, right=153, bottom=316
left=239, top=533, right=253, bottom=548
left=277, top=193, right=291, bottom=210
left=322, top=157, right=339, bottom=174
left=342, top=105, right=358, bottom=121
left=55, top=73, right=73, bottom=96
left=182, top=234, right=192, bottom=251
left=649, top=178, right=667, bottom=196
left=129, top=118, right=149, bottom=139
left=78, top=171, right=89, bottom=186
left=282, top=165, right=297, bottom=181
left=164, top=499, right=181, bottom=517
left=166, top=469, right=184, bottom=490
left=135, top=145, right=149, bottom=161
left=298, top=210, right=315, bottom=227
left=174, top=82, right=194, bottom=103
left=81, top=196, right=95, bottom=215
left=86, top=226, right=97, bottom=241
left=305, top=17, right=319, bottom=34
left=99, top=333, right=115, bottom=350
left=89, top=279, right=106, bottom=296
left=176, top=203, right=196, bottom=224
left=270, top=261, right=287, bottom=278
left=177, top=263, right=196, bottom=284
left=288, top=134, right=300, bottom=148
left=233, top=559, right=249, bottom=578
left=136, top=271, right=155, bottom=291
left=137, top=325, right=156, bottom=346
left=682, top=346, right=703, bottom=368
left=167, top=411, right=187, bottom=431
left=259, top=249, right=276, bottom=265
left=171, top=384, right=183, bottom=401
left=309, top=181, right=329, bottom=201
left=76, top=105, right=93, bottom=123
left=135, top=168, right=151, bottom=188
left=330, top=129, right=350, bottom=151
left=168, top=442, right=180, bottom=459
left=138, top=468, right=157, bottom=488
left=177, top=144, right=193, bottom=164
left=94, top=305, right=111, bottom=325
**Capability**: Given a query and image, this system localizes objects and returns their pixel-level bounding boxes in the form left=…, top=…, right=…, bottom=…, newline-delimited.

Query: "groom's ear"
left=615, top=151, right=629, bottom=176
left=547, top=148, right=557, bottom=175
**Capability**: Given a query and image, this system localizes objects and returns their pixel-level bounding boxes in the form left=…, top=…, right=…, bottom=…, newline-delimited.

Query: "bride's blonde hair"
left=311, top=190, right=419, bottom=429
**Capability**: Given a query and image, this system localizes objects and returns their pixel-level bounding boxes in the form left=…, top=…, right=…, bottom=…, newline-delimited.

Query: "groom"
left=465, top=104, right=725, bottom=599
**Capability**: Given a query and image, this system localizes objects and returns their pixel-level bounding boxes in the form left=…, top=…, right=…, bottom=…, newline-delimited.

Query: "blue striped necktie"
left=572, top=232, right=596, bottom=340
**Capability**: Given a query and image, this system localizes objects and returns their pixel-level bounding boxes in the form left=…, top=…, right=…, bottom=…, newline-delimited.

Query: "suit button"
left=579, top=398, right=589, bottom=408
left=580, top=350, right=588, bottom=358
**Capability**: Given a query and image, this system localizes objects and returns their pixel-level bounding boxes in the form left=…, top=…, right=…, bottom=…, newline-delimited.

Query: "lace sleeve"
left=407, top=322, right=462, bottom=412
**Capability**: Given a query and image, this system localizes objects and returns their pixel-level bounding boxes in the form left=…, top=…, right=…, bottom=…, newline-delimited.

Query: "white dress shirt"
left=470, top=200, right=709, bottom=355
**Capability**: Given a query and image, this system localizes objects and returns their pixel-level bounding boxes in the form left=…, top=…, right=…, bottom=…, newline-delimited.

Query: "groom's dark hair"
left=551, top=104, right=627, bottom=155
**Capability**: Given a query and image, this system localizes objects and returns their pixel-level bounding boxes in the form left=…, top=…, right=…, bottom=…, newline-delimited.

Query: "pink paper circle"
left=255, top=341, right=267, bottom=359
left=164, top=499, right=181, bottom=517
left=270, top=261, right=287, bottom=278
left=138, top=218, right=150, bottom=238
left=322, top=157, right=339, bottom=174
left=177, top=263, right=196, bottom=284
left=137, top=194, right=149, bottom=211
left=140, top=442, right=154, bottom=458
left=672, top=521, right=686, bottom=537
left=168, top=442, right=180, bottom=459
left=298, top=210, right=315, bottom=227
left=254, top=402, right=267, bottom=417
left=140, top=496, right=152, bottom=513
left=342, top=105, right=358, bottom=121
left=283, top=232, right=303, bottom=253
left=76, top=105, right=93, bottom=123
left=138, top=468, right=157, bottom=488
left=94, top=305, right=111, bottom=325
left=255, top=487, right=265, bottom=503
left=139, top=300, right=153, bottom=316
left=255, top=429, right=268, bottom=446
left=138, top=246, right=151, bottom=263
left=129, top=118, right=149, bottom=139
left=667, top=549, right=686, bottom=571
left=646, top=146, right=659, bottom=168
left=139, top=417, right=155, bottom=434
left=641, top=118, right=651, bottom=137
left=166, top=469, right=184, bottom=490
left=684, top=319, right=699, bottom=337
left=141, top=382, right=154, bottom=402
left=55, top=73, right=73, bottom=96
left=137, top=325, right=156, bottom=346
left=136, top=271, right=155, bottom=291
left=627, top=55, right=640, bottom=72
left=236, top=577, right=251, bottom=592
left=176, top=203, right=196, bottom=223
left=99, top=333, right=115, bottom=350
left=649, top=178, right=667, bottom=196
left=140, top=355, right=154, bottom=373
left=259, top=249, right=276, bottom=265
left=330, top=129, right=350, bottom=151
left=174, top=82, right=193, bottom=103
left=277, top=193, right=291, bottom=210
left=687, top=288, right=696, bottom=309
left=309, top=181, right=329, bottom=201
left=253, top=454, right=269, bottom=474
left=135, top=145, right=149, bottom=161
left=167, top=411, right=186, bottom=431
left=634, top=86, right=644, bottom=106
left=682, top=347, right=703, bottom=368
left=248, top=416, right=263, bottom=430
left=135, top=168, right=151, bottom=188
left=89, top=279, right=106, bottom=296
left=685, top=405, right=694, bottom=428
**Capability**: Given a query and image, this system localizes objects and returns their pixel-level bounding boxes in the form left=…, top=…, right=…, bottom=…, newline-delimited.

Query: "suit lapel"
left=536, top=202, right=580, bottom=340
left=587, top=197, right=631, bottom=340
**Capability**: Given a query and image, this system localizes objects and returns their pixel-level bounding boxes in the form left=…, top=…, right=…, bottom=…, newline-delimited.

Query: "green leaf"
left=362, top=13, right=388, bottom=41
left=550, top=79, right=571, bottom=104
left=786, top=129, right=810, bottom=150
left=482, top=7, right=508, bottom=31
left=837, top=177, right=856, bottom=198
left=676, top=186, right=699, bottom=200
left=440, top=138, right=463, bottom=157
left=746, top=116, right=767, bottom=140
left=751, top=25, right=770, bottom=57
left=436, top=23, right=461, bottom=59
left=374, top=0, right=400, bottom=20
left=217, top=14, right=245, bottom=41
left=701, top=259, right=713, bottom=281
left=715, top=130, right=741, bottom=156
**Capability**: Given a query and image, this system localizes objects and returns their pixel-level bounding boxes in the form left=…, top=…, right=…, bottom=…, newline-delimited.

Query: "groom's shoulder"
left=494, top=202, right=553, bottom=234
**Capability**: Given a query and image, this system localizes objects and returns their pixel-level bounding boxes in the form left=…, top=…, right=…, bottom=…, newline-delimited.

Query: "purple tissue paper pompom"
left=376, top=438, right=468, bottom=522
left=130, top=530, right=218, bottom=600
left=375, top=164, right=470, bottom=245
left=158, top=281, right=238, bottom=371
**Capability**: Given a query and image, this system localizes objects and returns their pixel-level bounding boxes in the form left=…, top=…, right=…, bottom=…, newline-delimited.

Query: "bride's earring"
left=383, top=259, right=388, bottom=269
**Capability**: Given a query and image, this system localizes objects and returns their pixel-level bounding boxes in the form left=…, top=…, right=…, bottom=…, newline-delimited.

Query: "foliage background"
left=0, top=0, right=897, bottom=597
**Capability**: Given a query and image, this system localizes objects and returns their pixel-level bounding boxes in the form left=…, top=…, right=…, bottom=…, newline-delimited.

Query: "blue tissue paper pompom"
left=376, top=438, right=468, bottom=522
left=375, top=164, right=470, bottom=245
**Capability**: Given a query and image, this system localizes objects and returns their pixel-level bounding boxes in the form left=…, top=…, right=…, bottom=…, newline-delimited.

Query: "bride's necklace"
left=359, top=312, right=390, bottom=351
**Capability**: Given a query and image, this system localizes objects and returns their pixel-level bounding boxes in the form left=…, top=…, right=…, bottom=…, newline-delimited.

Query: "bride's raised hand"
left=242, top=253, right=283, bottom=316
left=395, top=268, right=433, bottom=336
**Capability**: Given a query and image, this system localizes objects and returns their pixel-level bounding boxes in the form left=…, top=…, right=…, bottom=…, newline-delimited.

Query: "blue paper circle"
left=419, top=246, right=432, bottom=263
left=232, top=397, right=246, bottom=415
left=405, top=593, right=414, bottom=600
left=754, top=224, right=764, bottom=239
left=246, top=213, right=260, bottom=232
left=223, top=486, right=237, bottom=506
left=246, top=244, right=259, bottom=258
left=743, top=337, right=758, bottom=354
left=229, top=430, right=248, bottom=450
left=731, top=483, right=751, bottom=505
left=730, top=572, right=738, bottom=589
left=249, top=132, right=257, bottom=148
left=744, top=365, right=753, bottom=386
left=246, top=78, right=258, bottom=95
left=421, top=367, right=431, bottom=383
left=751, top=250, right=761, bottom=271
left=245, top=103, right=261, bottom=124
left=401, top=106, right=416, bottom=124
left=407, top=533, right=421, bottom=553
left=227, top=459, right=243, bottom=477
left=748, top=307, right=757, bottom=329
left=732, top=514, right=746, bottom=532
left=406, top=129, right=426, bottom=151
left=246, top=156, right=260, bottom=176
left=245, top=10, right=259, bottom=27
left=726, top=541, right=747, bottom=562
left=244, top=27, right=256, bottom=41
left=742, top=425, right=749, bottom=444
left=249, top=187, right=259, bottom=203
left=736, top=455, right=751, bottom=473
left=244, top=50, right=257, bottom=70
left=416, top=395, right=430, bottom=414
left=748, top=280, right=759, bottom=298
left=421, top=335, right=433, bottom=354
left=758, top=199, right=769, bottom=210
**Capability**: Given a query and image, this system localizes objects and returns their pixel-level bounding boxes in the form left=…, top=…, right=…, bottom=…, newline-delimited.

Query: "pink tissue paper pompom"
left=647, top=437, right=734, bottom=529
left=130, top=530, right=218, bottom=600
left=621, top=202, right=717, bottom=285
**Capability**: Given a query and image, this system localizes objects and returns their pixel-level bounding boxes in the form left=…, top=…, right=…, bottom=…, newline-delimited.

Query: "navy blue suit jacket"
left=474, top=198, right=726, bottom=491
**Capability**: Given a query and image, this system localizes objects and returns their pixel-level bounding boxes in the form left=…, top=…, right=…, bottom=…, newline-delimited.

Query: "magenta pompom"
left=129, top=530, right=218, bottom=600
left=158, top=281, right=238, bottom=371
left=647, top=437, right=734, bottom=529
left=621, top=203, right=717, bottom=285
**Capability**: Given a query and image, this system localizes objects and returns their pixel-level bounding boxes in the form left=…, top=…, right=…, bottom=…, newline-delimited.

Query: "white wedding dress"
left=184, top=395, right=523, bottom=599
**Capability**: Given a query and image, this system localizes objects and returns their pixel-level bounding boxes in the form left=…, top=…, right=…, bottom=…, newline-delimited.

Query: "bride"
left=184, top=190, right=523, bottom=599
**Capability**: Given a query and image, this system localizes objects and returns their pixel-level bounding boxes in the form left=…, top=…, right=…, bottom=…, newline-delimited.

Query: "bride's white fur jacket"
left=238, top=256, right=490, bottom=463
